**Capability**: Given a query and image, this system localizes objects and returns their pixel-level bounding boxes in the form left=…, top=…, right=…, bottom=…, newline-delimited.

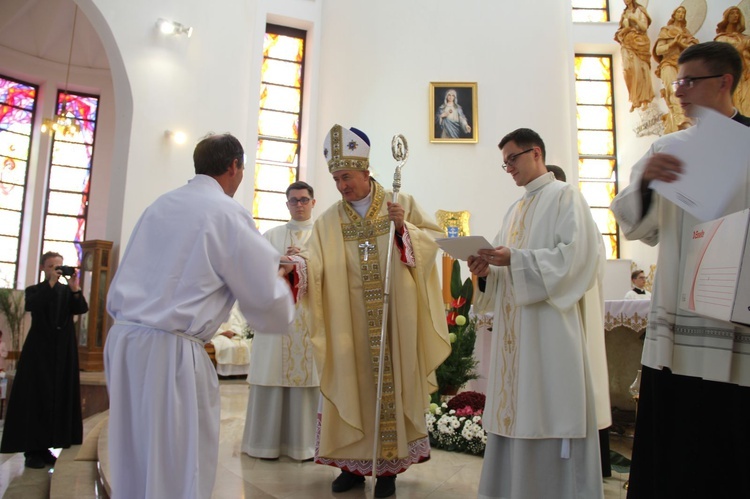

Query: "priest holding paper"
left=286, top=125, right=450, bottom=498
left=610, top=41, right=750, bottom=498
left=469, top=128, right=605, bottom=499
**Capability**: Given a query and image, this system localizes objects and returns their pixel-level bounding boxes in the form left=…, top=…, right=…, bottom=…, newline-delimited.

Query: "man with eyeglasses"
left=240, top=181, right=320, bottom=462
left=468, top=128, right=606, bottom=499
left=610, top=41, right=750, bottom=498
left=283, top=125, right=450, bottom=498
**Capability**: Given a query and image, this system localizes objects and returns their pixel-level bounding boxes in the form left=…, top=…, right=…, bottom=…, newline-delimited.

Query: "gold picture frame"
left=429, top=82, right=478, bottom=143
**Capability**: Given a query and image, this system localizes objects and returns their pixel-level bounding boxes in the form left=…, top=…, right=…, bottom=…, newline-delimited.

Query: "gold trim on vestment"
left=341, top=180, right=398, bottom=460
left=496, top=195, right=539, bottom=434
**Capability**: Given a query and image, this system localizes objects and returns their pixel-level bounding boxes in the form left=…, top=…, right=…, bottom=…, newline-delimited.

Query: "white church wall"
left=10, top=0, right=737, bottom=279
left=84, top=0, right=324, bottom=254
left=311, top=0, right=578, bottom=242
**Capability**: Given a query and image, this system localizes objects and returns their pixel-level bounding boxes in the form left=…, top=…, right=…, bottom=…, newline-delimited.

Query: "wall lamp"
left=165, top=130, right=187, bottom=145
left=156, top=18, right=193, bottom=38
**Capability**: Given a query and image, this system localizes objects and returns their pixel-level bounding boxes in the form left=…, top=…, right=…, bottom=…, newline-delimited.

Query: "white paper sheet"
left=651, top=105, right=750, bottom=221
left=680, top=209, right=750, bottom=324
left=435, top=236, right=494, bottom=261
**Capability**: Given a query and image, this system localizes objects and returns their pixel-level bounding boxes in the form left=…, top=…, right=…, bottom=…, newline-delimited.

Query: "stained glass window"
left=253, top=24, right=306, bottom=233
left=0, top=75, right=38, bottom=288
left=572, top=0, right=609, bottom=22
left=41, top=91, right=99, bottom=270
left=575, top=55, right=619, bottom=259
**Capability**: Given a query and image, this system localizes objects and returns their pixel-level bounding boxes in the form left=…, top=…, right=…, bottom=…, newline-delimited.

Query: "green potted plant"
left=435, top=260, right=479, bottom=399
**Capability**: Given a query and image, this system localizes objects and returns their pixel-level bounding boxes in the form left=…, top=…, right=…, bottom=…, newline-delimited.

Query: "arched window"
left=0, top=75, right=38, bottom=287
left=572, top=0, right=610, bottom=22
left=253, top=24, right=307, bottom=233
left=575, top=54, right=619, bottom=259
left=41, top=90, right=100, bottom=269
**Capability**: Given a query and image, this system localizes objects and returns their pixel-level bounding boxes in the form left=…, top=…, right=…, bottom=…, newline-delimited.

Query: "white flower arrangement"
left=426, top=401, right=486, bottom=455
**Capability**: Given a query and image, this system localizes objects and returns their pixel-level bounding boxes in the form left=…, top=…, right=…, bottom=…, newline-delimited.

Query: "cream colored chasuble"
left=304, top=180, right=450, bottom=472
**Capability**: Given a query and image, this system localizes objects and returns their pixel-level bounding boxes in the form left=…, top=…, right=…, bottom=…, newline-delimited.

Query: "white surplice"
left=241, top=218, right=319, bottom=460
left=105, top=175, right=294, bottom=499
left=475, top=173, right=604, bottom=499
left=610, top=129, right=750, bottom=385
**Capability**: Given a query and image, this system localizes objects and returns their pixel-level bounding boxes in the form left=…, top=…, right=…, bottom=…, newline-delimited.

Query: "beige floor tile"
left=0, top=381, right=633, bottom=498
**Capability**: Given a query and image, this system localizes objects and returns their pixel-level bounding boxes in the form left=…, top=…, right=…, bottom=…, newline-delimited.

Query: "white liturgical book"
left=435, top=236, right=494, bottom=261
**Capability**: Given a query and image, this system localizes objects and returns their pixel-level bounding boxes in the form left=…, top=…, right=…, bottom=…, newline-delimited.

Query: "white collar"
left=286, top=217, right=314, bottom=229
left=350, top=190, right=373, bottom=217
left=524, top=171, right=555, bottom=193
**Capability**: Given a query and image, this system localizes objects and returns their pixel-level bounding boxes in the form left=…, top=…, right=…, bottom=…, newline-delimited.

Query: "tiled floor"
left=0, top=381, right=633, bottom=498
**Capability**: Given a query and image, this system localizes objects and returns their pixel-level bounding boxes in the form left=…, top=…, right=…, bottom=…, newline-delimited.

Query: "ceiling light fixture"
left=40, top=5, right=81, bottom=138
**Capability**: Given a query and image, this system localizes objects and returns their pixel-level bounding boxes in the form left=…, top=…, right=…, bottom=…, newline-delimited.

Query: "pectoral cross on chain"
left=359, top=240, right=376, bottom=262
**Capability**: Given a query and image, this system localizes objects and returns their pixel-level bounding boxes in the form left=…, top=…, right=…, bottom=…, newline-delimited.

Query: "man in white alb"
left=241, top=180, right=319, bottom=460
left=105, top=133, right=294, bottom=499
left=469, top=128, right=604, bottom=499
left=610, top=41, right=750, bottom=498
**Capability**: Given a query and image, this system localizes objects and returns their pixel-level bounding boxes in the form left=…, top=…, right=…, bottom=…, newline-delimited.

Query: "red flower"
left=455, top=405, right=474, bottom=417
left=447, top=391, right=486, bottom=413
left=446, top=311, right=457, bottom=326
left=451, top=296, right=466, bottom=309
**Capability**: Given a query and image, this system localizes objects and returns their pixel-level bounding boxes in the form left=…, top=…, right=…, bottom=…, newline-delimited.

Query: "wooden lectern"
left=77, top=239, right=113, bottom=371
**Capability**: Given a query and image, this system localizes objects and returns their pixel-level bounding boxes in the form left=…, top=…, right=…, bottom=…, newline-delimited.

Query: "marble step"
left=49, top=411, right=109, bottom=499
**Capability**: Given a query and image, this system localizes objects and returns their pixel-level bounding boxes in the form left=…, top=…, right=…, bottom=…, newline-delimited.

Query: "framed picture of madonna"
left=430, top=82, right=478, bottom=143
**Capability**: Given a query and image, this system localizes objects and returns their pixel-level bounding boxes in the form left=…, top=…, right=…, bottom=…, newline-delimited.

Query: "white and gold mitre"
left=323, top=124, right=370, bottom=173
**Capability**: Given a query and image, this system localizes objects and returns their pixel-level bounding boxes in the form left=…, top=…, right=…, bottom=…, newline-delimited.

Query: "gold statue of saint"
left=615, top=0, right=656, bottom=112
left=653, top=6, right=699, bottom=134
left=715, top=6, right=750, bottom=116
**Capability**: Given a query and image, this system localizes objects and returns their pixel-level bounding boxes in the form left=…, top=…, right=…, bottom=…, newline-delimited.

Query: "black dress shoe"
left=24, top=453, right=46, bottom=469
left=331, top=470, right=365, bottom=493
left=375, top=475, right=396, bottom=498
left=42, top=449, right=57, bottom=465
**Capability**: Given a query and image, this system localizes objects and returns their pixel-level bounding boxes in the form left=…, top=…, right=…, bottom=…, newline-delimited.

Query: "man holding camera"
left=0, top=251, right=89, bottom=468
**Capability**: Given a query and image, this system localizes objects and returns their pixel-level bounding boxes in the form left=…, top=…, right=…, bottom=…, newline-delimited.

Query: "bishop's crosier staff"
left=370, top=134, right=408, bottom=498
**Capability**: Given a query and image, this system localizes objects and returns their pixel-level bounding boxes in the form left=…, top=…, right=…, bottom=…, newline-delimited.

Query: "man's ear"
left=230, top=158, right=241, bottom=175
left=721, top=74, right=735, bottom=94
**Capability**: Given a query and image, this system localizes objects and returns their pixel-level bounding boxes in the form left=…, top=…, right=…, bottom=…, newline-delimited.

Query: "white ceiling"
left=0, top=0, right=110, bottom=70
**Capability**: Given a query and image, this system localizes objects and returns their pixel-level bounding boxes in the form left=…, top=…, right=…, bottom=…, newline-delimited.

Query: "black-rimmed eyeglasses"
left=287, top=197, right=311, bottom=206
left=670, top=75, right=724, bottom=91
left=502, top=148, right=534, bottom=171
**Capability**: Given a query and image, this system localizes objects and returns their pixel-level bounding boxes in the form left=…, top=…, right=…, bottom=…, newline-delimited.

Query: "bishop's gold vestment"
left=304, top=180, right=450, bottom=475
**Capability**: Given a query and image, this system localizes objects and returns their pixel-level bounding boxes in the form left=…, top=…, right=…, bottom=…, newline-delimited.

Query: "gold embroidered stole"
left=282, top=225, right=314, bottom=386
left=495, top=194, right=539, bottom=434
left=340, top=181, right=398, bottom=460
